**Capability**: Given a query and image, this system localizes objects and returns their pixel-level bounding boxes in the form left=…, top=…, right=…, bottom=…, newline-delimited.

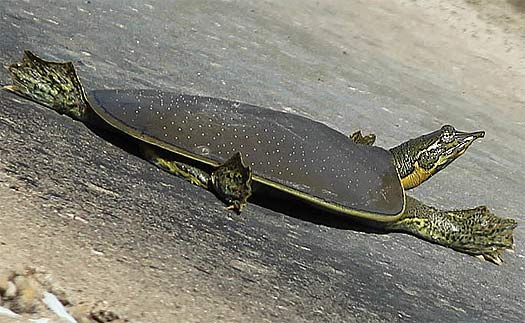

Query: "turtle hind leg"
left=142, top=146, right=252, bottom=212
left=211, top=152, right=252, bottom=213
left=349, top=130, right=376, bottom=145
left=388, top=196, right=517, bottom=264
left=3, top=50, right=90, bottom=121
left=140, top=144, right=211, bottom=189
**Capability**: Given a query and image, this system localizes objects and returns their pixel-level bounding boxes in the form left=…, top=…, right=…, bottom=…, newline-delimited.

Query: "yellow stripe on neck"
left=401, top=164, right=432, bottom=189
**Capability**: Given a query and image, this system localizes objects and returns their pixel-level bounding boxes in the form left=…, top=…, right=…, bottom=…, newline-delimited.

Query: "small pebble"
left=12, top=275, right=42, bottom=313
left=4, top=281, right=16, bottom=299
left=69, top=303, right=92, bottom=323
left=0, top=274, right=9, bottom=294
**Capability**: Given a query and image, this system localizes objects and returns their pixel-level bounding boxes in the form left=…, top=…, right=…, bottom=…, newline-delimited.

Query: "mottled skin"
left=3, top=51, right=517, bottom=264
left=350, top=130, right=516, bottom=263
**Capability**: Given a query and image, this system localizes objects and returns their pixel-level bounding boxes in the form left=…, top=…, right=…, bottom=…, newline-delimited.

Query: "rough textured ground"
left=0, top=0, right=524, bottom=322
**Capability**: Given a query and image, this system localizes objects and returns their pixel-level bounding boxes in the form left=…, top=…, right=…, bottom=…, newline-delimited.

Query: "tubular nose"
left=472, top=130, right=485, bottom=139
left=457, top=130, right=485, bottom=140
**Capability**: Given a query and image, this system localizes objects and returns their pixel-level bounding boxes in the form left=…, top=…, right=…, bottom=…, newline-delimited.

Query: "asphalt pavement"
left=0, top=0, right=523, bottom=322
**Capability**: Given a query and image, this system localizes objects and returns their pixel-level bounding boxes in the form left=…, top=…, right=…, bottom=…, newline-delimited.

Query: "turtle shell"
left=87, top=89, right=405, bottom=221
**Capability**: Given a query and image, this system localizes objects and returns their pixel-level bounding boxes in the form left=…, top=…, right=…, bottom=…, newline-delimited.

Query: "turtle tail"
left=3, top=50, right=90, bottom=121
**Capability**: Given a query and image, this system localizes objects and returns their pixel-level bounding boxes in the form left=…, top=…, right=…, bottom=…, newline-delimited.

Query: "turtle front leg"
left=211, top=152, right=253, bottom=212
left=387, top=196, right=517, bottom=264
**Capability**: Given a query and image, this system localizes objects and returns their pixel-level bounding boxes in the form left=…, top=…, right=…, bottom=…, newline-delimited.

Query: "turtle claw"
left=476, top=253, right=504, bottom=265
left=350, top=130, right=376, bottom=145
left=483, top=253, right=503, bottom=265
left=2, top=84, right=17, bottom=92
left=226, top=203, right=243, bottom=214
left=211, top=152, right=252, bottom=212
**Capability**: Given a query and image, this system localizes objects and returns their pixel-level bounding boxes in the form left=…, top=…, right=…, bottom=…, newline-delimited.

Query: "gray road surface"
left=0, top=0, right=523, bottom=322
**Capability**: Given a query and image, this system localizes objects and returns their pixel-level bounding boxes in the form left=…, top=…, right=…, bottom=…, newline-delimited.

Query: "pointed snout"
left=470, top=130, right=485, bottom=139
left=456, top=129, right=485, bottom=143
left=450, top=129, right=485, bottom=156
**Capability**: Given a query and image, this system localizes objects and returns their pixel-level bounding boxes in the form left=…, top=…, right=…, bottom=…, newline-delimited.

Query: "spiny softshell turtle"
left=3, top=51, right=517, bottom=264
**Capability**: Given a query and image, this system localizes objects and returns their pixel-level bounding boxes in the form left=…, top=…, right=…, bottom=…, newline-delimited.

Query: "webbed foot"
left=447, top=205, right=517, bottom=264
left=4, top=50, right=89, bottom=120
left=350, top=130, right=376, bottom=145
left=390, top=196, right=517, bottom=264
left=211, top=152, right=252, bottom=212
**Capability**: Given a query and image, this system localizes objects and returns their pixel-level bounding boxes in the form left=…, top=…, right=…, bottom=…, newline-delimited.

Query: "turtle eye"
left=442, top=132, right=453, bottom=143
left=440, top=125, right=455, bottom=143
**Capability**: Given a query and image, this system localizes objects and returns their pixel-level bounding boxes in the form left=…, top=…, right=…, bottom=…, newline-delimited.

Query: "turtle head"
left=390, top=125, right=485, bottom=189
